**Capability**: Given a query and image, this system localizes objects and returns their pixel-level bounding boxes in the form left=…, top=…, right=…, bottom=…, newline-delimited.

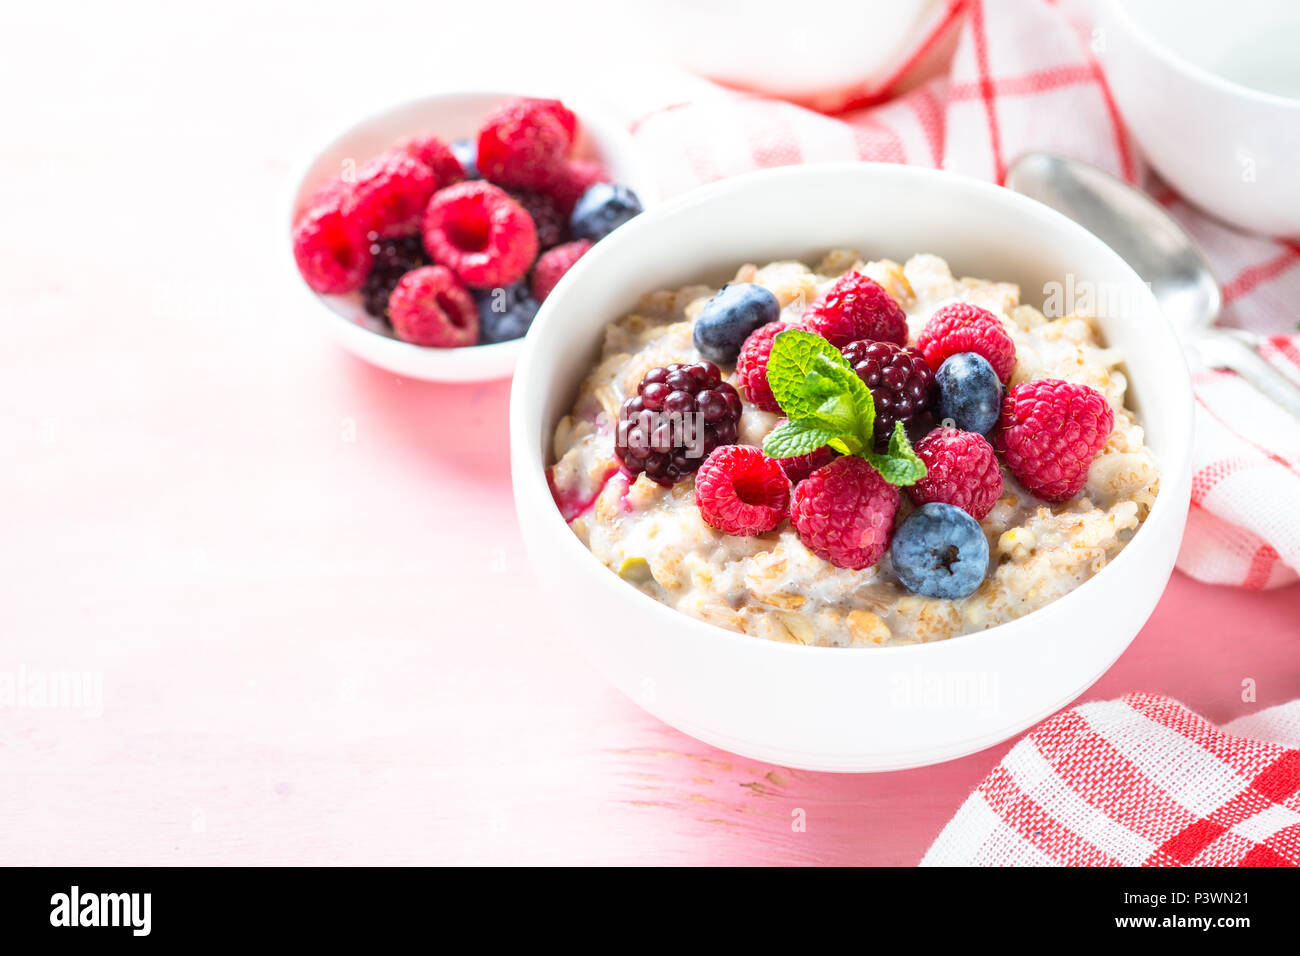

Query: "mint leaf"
left=806, top=387, right=858, bottom=435
left=864, top=452, right=926, bottom=486
left=762, top=419, right=837, bottom=459
left=762, top=328, right=924, bottom=487
left=846, top=371, right=876, bottom=444
left=885, top=418, right=914, bottom=456
left=828, top=435, right=864, bottom=457
left=862, top=420, right=927, bottom=486
left=767, top=331, right=858, bottom=420
left=767, top=330, right=876, bottom=444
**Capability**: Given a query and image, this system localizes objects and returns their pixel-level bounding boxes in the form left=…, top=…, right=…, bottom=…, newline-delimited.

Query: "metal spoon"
left=1006, top=152, right=1300, bottom=419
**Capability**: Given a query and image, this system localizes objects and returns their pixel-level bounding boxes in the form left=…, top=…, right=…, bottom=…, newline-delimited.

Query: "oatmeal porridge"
left=547, top=251, right=1160, bottom=647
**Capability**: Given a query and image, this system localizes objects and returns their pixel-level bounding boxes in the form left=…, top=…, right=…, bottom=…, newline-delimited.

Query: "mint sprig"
left=863, top=420, right=927, bottom=485
left=762, top=418, right=839, bottom=459
left=760, top=329, right=927, bottom=486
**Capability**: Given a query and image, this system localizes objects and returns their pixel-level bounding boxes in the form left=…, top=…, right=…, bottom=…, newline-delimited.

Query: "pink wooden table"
left=4, top=355, right=1298, bottom=865
left=3, top=1, right=1297, bottom=867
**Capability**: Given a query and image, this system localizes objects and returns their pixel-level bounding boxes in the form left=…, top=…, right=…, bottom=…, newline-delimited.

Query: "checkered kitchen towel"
left=922, top=693, right=1300, bottom=866
left=630, top=0, right=1300, bottom=589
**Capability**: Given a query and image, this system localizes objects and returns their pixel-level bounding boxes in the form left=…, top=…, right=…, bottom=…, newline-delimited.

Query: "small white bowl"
left=287, top=91, right=657, bottom=382
left=640, top=0, right=953, bottom=108
left=510, top=164, right=1194, bottom=772
left=1097, top=0, right=1300, bottom=237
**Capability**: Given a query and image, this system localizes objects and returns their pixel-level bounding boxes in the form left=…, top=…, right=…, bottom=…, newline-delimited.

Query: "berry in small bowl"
left=288, top=91, right=655, bottom=382
left=474, top=282, right=540, bottom=346
left=570, top=183, right=644, bottom=241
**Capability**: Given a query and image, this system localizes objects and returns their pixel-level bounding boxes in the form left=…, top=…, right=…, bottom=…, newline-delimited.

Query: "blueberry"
left=935, top=352, right=1002, bottom=435
left=474, top=282, right=538, bottom=344
left=692, top=283, right=781, bottom=364
left=890, top=502, right=989, bottom=599
left=569, top=183, right=642, bottom=241
left=451, top=139, right=480, bottom=180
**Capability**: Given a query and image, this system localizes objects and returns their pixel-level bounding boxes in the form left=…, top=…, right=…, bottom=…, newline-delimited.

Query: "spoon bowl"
left=1005, top=153, right=1221, bottom=334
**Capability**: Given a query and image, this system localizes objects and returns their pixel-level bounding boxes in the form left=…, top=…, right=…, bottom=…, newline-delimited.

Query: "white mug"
left=1096, top=0, right=1300, bottom=237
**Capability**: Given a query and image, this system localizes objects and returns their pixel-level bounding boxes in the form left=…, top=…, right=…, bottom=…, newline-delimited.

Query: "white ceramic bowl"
left=287, top=91, right=657, bottom=382
left=510, top=164, right=1194, bottom=772
left=1097, top=0, right=1300, bottom=238
left=639, top=0, right=953, bottom=109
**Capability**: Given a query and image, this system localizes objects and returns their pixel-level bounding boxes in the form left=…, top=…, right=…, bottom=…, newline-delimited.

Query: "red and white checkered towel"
left=922, top=693, right=1300, bottom=866
left=630, top=0, right=1300, bottom=589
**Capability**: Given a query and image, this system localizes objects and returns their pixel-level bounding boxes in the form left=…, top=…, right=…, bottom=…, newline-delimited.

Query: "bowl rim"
left=511, top=161, right=1194, bottom=658
left=285, top=88, right=656, bottom=380
left=1099, top=0, right=1300, bottom=111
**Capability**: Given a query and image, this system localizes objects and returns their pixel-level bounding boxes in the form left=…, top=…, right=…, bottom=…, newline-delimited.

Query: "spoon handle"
left=1191, top=331, right=1300, bottom=420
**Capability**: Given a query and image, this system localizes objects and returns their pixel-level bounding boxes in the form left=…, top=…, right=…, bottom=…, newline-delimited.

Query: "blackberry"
left=615, top=361, right=742, bottom=487
left=360, top=234, right=429, bottom=321
left=509, top=190, right=568, bottom=251
left=839, top=339, right=936, bottom=448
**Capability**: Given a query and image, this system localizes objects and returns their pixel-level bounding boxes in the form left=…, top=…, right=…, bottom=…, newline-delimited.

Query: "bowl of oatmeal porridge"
left=509, top=164, right=1193, bottom=771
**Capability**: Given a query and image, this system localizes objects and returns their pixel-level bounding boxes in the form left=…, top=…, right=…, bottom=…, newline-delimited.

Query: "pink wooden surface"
left=5, top=353, right=1299, bottom=865
left=3, top=1, right=1298, bottom=867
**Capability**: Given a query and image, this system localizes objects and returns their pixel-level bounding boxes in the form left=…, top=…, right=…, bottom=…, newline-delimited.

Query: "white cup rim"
left=1101, top=0, right=1300, bottom=110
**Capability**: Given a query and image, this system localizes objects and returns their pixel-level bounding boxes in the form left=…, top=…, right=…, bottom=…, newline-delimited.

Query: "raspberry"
left=839, top=340, right=936, bottom=447
left=477, top=98, right=570, bottom=190
left=387, top=265, right=479, bottom=347
left=791, top=456, right=900, bottom=570
left=532, top=99, right=578, bottom=146
left=292, top=201, right=372, bottom=294
left=615, top=362, right=742, bottom=487
left=422, top=181, right=538, bottom=289
left=299, top=178, right=352, bottom=216
left=735, top=321, right=793, bottom=413
left=510, top=189, right=569, bottom=250
left=531, top=240, right=592, bottom=303
left=548, top=159, right=611, bottom=215
left=801, top=272, right=907, bottom=347
left=352, top=152, right=437, bottom=238
left=907, top=427, right=1004, bottom=520
left=993, top=379, right=1114, bottom=502
left=360, top=234, right=430, bottom=320
left=768, top=419, right=836, bottom=485
left=399, top=135, right=466, bottom=188
left=916, top=302, right=1017, bottom=383
left=695, top=445, right=791, bottom=536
